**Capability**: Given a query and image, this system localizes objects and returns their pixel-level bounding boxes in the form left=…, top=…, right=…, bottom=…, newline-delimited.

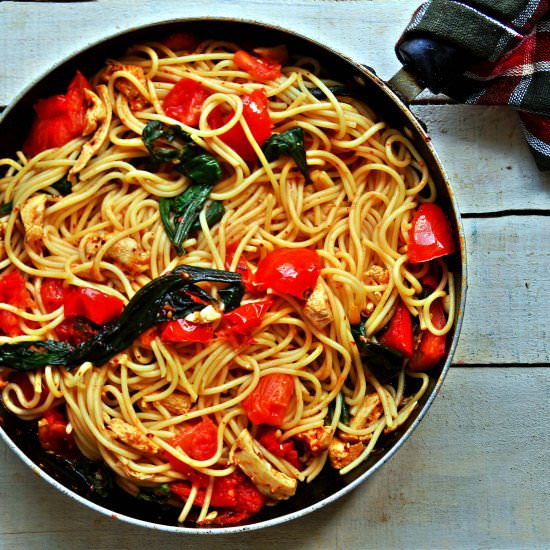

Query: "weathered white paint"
left=0, top=1, right=548, bottom=549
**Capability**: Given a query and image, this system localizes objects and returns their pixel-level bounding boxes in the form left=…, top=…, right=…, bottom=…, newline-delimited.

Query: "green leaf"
left=137, top=484, right=171, bottom=504
left=0, top=202, right=13, bottom=216
left=309, top=83, right=351, bottom=100
left=262, top=127, right=311, bottom=184
left=51, top=175, right=72, bottom=196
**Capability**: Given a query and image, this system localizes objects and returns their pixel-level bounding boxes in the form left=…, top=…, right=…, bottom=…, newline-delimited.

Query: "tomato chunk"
left=209, top=88, right=272, bottom=163
left=23, top=71, right=92, bottom=157
left=253, top=247, right=321, bottom=299
left=221, top=299, right=274, bottom=336
left=258, top=428, right=301, bottom=469
left=37, top=408, right=75, bottom=455
left=242, top=373, right=294, bottom=427
left=409, top=299, right=448, bottom=371
left=408, top=203, right=455, bottom=264
left=160, top=318, right=214, bottom=344
left=63, top=286, right=124, bottom=325
left=379, top=300, right=413, bottom=358
left=163, top=77, right=211, bottom=127
left=234, top=50, right=282, bottom=81
left=40, top=278, right=64, bottom=313
left=0, top=271, right=33, bottom=336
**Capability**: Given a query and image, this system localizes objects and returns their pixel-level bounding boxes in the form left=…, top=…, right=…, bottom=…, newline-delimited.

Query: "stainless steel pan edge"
left=0, top=17, right=467, bottom=534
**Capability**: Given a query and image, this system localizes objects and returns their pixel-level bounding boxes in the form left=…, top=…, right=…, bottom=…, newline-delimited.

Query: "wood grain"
left=0, top=1, right=548, bottom=548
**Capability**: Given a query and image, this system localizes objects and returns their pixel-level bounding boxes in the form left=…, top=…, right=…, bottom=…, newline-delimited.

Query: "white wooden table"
left=1, top=1, right=549, bottom=549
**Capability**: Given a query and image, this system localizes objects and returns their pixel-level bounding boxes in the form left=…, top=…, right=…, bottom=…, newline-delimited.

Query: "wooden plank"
left=1, top=367, right=548, bottom=548
left=413, top=105, right=550, bottom=214
left=456, top=216, right=550, bottom=365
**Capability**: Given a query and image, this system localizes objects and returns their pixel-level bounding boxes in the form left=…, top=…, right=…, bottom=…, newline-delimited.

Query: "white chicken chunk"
left=139, top=392, right=193, bottom=416
left=104, top=414, right=160, bottom=455
left=101, top=61, right=149, bottom=110
left=185, top=305, right=222, bottom=324
left=294, top=425, right=332, bottom=456
left=304, top=280, right=334, bottom=329
left=20, top=194, right=48, bottom=253
left=105, top=236, right=149, bottom=274
left=69, top=85, right=111, bottom=181
left=339, top=393, right=383, bottom=443
left=328, top=437, right=364, bottom=470
left=229, top=429, right=297, bottom=500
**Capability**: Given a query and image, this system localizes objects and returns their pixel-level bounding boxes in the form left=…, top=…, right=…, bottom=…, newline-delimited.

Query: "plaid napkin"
left=397, top=0, right=550, bottom=170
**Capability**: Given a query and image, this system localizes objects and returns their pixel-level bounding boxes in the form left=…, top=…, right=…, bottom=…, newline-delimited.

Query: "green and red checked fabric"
left=398, top=0, right=550, bottom=170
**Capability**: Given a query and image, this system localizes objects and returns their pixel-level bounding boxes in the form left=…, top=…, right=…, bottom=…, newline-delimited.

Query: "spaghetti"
left=0, top=34, right=456, bottom=525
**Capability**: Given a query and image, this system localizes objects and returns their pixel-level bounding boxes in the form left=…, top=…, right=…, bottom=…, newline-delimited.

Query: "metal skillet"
left=0, top=18, right=467, bottom=534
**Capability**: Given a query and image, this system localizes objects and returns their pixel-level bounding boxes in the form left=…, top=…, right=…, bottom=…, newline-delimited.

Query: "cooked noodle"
left=0, top=36, right=454, bottom=524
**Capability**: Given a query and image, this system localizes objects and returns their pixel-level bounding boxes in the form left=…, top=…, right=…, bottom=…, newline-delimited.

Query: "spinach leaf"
left=189, top=200, right=225, bottom=235
left=137, top=484, right=171, bottom=504
left=0, top=266, right=242, bottom=371
left=0, top=202, right=13, bottom=216
left=326, top=392, right=350, bottom=426
left=351, top=319, right=404, bottom=382
left=262, top=127, right=311, bottom=184
left=309, top=83, right=351, bottom=100
left=142, top=121, right=223, bottom=255
left=51, top=175, right=72, bottom=196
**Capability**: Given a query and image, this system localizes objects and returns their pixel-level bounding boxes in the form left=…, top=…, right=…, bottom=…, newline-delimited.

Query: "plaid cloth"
left=397, top=0, right=550, bottom=170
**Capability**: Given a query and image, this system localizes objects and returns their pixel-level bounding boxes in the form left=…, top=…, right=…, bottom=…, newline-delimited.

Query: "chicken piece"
left=140, top=392, right=193, bottom=416
left=364, top=265, right=389, bottom=286
left=339, top=393, right=383, bottom=443
left=328, top=437, right=364, bottom=470
left=104, top=236, right=149, bottom=274
left=101, top=61, right=149, bottom=110
left=20, top=194, right=48, bottom=253
left=294, top=425, right=332, bottom=457
left=229, top=429, right=297, bottom=500
left=104, top=414, right=160, bottom=455
left=69, top=85, right=111, bottom=181
left=304, top=280, right=334, bottom=329
left=185, top=305, right=222, bottom=324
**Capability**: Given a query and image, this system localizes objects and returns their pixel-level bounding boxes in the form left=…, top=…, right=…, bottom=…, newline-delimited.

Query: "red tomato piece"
left=209, top=88, right=272, bottom=163
left=54, top=317, right=98, bottom=347
left=258, top=428, right=301, bottom=469
left=63, top=286, right=124, bottom=325
left=40, top=278, right=64, bottom=313
left=408, top=203, right=455, bottom=264
left=0, top=271, right=33, bottom=337
left=160, top=318, right=214, bottom=344
left=234, top=50, right=282, bottom=81
left=163, top=77, right=211, bottom=127
left=379, top=300, right=414, bottom=358
left=23, top=71, right=92, bottom=157
left=7, top=371, right=50, bottom=409
left=253, top=247, right=321, bottom=299
left=37, top=408, right=75, bottom=455
left=222, top=299, right=274, bottom=336
left=409, top=299, right=448, bottom=371
left=170, top=417, right=218, bottom=462
left=242, top=373, right=295, bottom=427
left=162, top=32, right=199, bottom=51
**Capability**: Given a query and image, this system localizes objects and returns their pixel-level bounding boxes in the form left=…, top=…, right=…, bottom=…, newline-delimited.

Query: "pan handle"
left=388, top=36, right=470, bottom=104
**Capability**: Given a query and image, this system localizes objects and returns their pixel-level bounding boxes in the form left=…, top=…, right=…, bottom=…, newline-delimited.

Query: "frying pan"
left=0, top=18, right=467, bottom=534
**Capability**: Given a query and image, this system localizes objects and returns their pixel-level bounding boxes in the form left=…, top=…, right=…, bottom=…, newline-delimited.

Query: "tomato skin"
left=224, top=241, right=254, bottom=291
left=162, top=32, right=198, bottom=51
left=63, top=286, right=124, bottom=325
left=221, top=299, right=274, bottom=336
left=163, top=77, right=211, bottom=127
left=254, top=248, right=321, bottom=299
left=408, top=203, right=455, bottom=264
left=23, top=71, right=92, bottom=157
left=242, top=373, right=295, bottom=427
left=409, top=299, right=447, bottom=371
left=379, top=300, right=414, bottom=358
left=209, top=88, right=272, bottom=163
left=37, top=408, right=75, bottom=455
left=170, top=417, right=218, bottom=463
left=54, top=317, right=98, bottom=346
left=40, top=278, right=64, bottom=313
left=258, top=428, right=301, bottom=469
left=160, top=318, right=214, bottom=344
left=234, top=50, right=282, bottom=81
left=0, top=271, right=33, bottom=337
